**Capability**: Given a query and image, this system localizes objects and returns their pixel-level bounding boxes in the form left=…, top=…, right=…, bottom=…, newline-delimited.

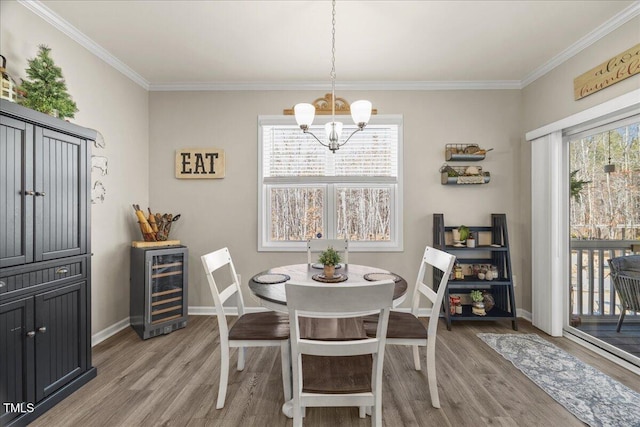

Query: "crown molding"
left=18, top=0, right=150, bottom=90
left=20, top=0, right=639, bottom=92
left=148, top=80, right=522, bottom=92
left=521, top=1, right=640, bottom=88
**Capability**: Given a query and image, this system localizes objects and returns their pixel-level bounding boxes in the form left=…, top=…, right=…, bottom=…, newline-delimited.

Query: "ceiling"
left=30, top=0, right=639, bottom=90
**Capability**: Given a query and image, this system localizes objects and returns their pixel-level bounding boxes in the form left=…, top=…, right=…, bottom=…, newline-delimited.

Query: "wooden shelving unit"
left=433, top=213, right=517, bottom=330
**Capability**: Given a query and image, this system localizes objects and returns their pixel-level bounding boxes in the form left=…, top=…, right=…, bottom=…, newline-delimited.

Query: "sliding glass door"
left=565, top=116, right=640, bottom=367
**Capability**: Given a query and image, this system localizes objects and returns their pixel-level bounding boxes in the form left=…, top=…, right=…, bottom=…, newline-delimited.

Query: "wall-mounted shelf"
left=445, top=144, right=488, bottom=161
left=440, top=164, right=490, bottom=185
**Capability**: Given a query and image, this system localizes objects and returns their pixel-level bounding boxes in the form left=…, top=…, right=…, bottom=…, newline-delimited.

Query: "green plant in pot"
left=469, top=290, right=484, bottom=307
left=318, top=247, right=342, bottom=279
left=458, top=225, right=470, bottom=243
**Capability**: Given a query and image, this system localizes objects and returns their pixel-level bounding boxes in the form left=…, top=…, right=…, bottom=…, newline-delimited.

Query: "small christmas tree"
left=19, top=45, right=78, bottom=119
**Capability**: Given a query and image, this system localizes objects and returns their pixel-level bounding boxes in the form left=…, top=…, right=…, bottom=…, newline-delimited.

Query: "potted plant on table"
left=318, top=247, right=342, bottom=279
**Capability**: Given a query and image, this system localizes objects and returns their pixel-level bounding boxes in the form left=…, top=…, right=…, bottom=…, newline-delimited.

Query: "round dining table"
left=248, top=263, right=408, bottom=312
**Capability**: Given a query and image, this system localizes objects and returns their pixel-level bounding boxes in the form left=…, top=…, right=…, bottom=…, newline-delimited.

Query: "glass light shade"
left=325, top=121, right=343, bottom=141
left=350, top=100, right=372, bottom=125
left=294, top=103, right=315, bottom=127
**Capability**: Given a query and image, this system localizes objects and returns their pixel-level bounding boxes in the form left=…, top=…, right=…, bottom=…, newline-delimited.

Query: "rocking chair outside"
left=608, top=255, right=640, bottom=333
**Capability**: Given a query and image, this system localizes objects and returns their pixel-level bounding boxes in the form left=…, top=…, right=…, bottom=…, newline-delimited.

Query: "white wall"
left=1, top=1, right=150, bottom=334
left=149, top=90, right=524, bottom=311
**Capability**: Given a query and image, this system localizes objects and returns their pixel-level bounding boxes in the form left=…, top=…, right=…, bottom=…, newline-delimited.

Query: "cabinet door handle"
left=55, top=267, right=69, bottom=274
left=24, top=190, right=35, bottom=196
left=38, top=326, right=47, bottom=333
left=26, top=331, right=36, bottom=338
left=35, top=191, right=46, bottom=197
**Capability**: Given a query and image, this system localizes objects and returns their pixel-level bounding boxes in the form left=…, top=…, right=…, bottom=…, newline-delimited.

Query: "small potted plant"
left=469, top=290, right=486, bottom=316
left=458, top=225, right=470, bottom=243
left=318, top=247, right=342, bottom=279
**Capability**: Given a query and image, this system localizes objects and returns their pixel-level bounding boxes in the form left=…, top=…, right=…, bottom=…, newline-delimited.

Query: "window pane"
left=336, top=187, right=391, bottom=241
left=569, top=120, right=640, bottom=240
left=270, top=187, right=324, bottom=241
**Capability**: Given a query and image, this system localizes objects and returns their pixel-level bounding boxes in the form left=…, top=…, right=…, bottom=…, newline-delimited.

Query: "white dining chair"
left=286, top=279, right=394, bottom=427
left=201, top=247, right=291, bottom=409
left=306, top=238, right=349, bottom=265
left=363, top=245, right=456, bottom=408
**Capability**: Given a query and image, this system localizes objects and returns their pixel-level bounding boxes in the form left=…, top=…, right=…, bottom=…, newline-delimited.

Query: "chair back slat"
left=307, top=238, right=349, bottom=264
left=287, top=281, right=392, bottom=314
left=417, top=283, right=437, bottom=303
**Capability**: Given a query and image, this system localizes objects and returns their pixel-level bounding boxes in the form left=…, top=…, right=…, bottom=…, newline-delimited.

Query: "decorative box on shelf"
left=440, top=164, right=491, bottom=185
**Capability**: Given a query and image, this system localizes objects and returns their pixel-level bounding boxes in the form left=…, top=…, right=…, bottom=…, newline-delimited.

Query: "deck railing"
left=571, top=239, right=638, bottom=318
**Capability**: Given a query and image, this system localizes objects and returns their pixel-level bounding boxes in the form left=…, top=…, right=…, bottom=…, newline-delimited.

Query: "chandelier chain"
left=293, top=0, right=371, bottom=153
left=331, top=0, right=336, bottom=120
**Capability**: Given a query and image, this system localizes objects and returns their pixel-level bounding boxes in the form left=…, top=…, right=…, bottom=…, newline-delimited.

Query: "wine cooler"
left=130, top=245, right=188, bottom=340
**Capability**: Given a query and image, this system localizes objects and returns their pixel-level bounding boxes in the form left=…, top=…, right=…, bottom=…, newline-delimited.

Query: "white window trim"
left=257, top=114, right=404, bottom=252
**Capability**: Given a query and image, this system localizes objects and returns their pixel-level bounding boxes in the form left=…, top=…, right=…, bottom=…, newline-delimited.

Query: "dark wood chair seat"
left=299, top=317, right=367, bottom=341
left=228, top=311, right=290, bottom=340
left=302, top=355, right=372, bottom=394
left=363, top=311, right=427, bottom=339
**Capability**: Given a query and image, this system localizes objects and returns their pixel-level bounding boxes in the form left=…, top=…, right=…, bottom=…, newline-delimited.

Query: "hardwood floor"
left=32, top=316, right=640, bottom=427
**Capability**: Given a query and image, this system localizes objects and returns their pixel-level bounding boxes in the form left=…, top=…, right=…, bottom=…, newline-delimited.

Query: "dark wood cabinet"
left=34, top=282, right=87, bottom=402
left=0, top=100, right=95, bottom=426
left=0, top=297, right=35, bottom=427
left=1, top=109, right=88, bottom=269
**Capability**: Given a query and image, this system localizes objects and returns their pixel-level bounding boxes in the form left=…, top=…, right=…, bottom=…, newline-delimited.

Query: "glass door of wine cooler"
left=131, top=245, right=188, bottom=340
left=147, top=250, right=187, bottom=325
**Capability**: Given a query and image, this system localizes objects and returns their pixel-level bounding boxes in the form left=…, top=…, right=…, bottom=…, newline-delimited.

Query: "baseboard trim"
left=518, top=308, right=532, bottom=322
left=91, top=317, right=130, bottom=347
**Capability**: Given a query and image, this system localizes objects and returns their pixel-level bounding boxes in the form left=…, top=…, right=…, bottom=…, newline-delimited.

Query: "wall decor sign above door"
left=574, top=43, right=640, bottom=101
left=175, top=148, right=225, bottom=179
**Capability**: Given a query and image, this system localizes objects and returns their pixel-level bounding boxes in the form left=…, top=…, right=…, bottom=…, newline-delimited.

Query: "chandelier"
left=293, top=0, right=372, bottom=153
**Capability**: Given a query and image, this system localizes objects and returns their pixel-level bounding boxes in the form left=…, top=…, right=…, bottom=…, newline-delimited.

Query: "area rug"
left=477, top=333, right=640, bottom=427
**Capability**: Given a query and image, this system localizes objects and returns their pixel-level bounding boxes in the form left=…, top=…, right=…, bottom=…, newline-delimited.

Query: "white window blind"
left=263, top=124, right=398, bottom=179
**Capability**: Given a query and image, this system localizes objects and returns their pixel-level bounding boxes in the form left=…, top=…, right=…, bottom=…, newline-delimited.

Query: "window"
left=258, top=115, right=403, bottom=251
